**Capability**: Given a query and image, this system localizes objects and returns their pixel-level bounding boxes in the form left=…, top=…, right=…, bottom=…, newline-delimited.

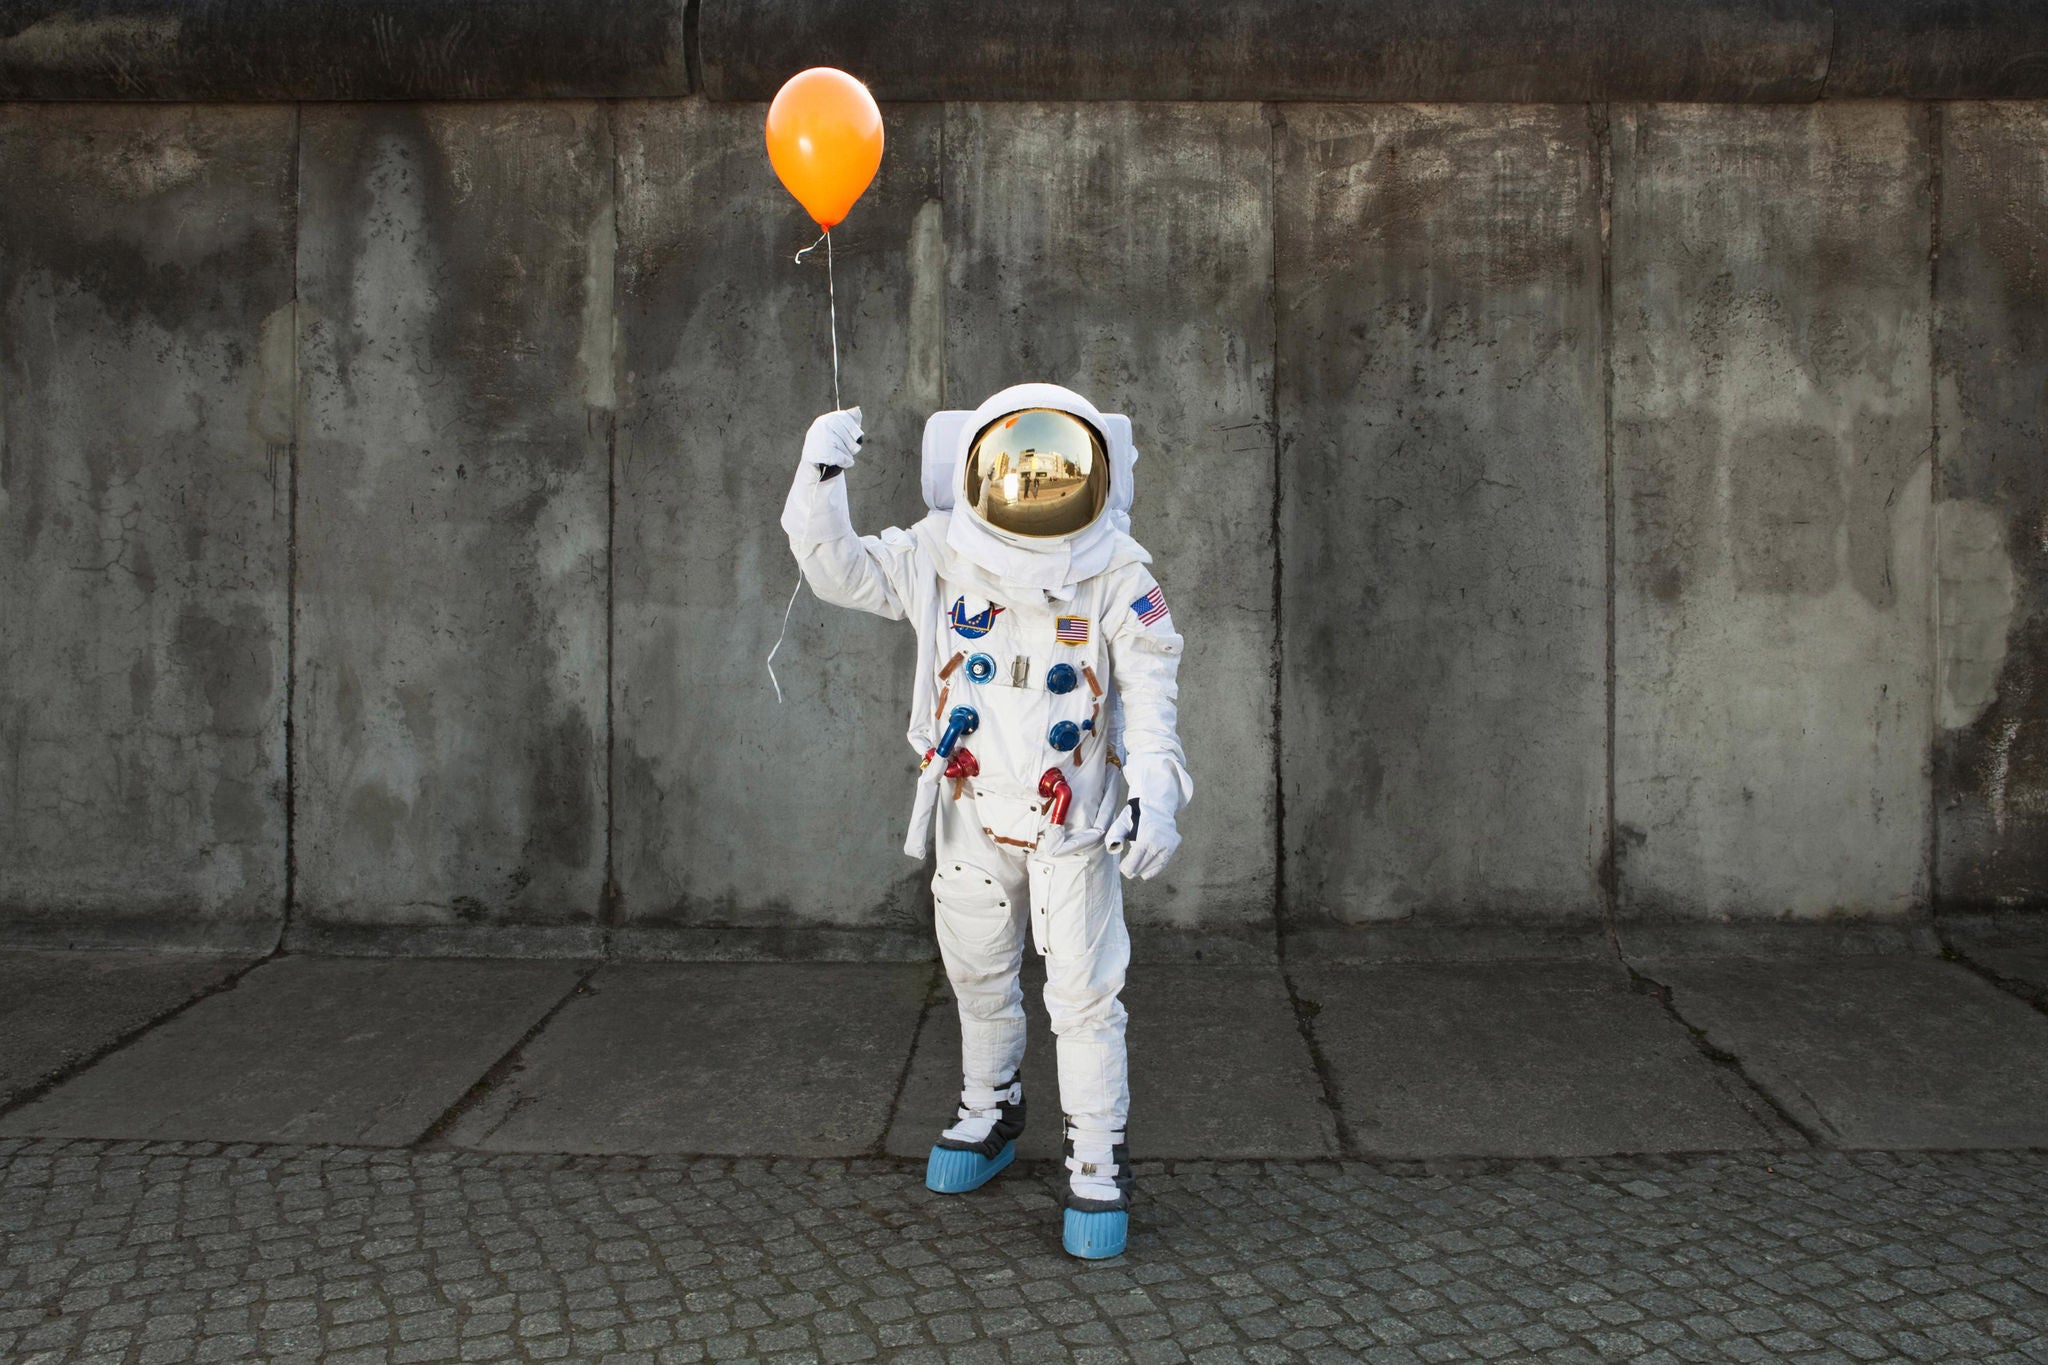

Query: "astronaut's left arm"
left=1105, top=568, right=1194, bottom=879
left=779, top=408, right=920, bottom=620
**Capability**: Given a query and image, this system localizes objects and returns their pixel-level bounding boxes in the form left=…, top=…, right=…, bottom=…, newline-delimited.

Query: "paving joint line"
left=0, top=950, right=282, bottom=1122
left=870, top=958, right=946, bottom=1157
left=412, top=962, right=602, bottom=1149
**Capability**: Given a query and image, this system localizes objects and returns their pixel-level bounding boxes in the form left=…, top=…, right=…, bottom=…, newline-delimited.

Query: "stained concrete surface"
left=441, top=963, right=932, bottom=1155
left=944, top=103, right=1278, bottom=934
left=1292, top=961, right=1796, bottom=1158
left=1611, top=103, right=1934, bottom=922
left=291, top=104, right=612, bottom=949
left=1933, top=104, right=2048, bottom=914
left=1276, top=105, right=1607, bottom=929
left=885, top=964, right=1339, bottom=1161
left=1829, top=1, right=2048, bottom=98
left=608, top=101, right=943, bottom=952
left=703, top=0, right=1830, bottom=102
left=0, top=0, right=692, bottom=100
left=0, top=956, right=580, bottom=1145
left=1644, top=955, right=2048, bottom=1149
left=0, top=105, right=294, bottom=949
left=0, top=950, right=250, bottom=1106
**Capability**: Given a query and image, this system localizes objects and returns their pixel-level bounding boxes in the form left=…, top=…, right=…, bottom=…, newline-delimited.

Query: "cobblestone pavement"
left=3, top=1140, right=2046, bottom=1365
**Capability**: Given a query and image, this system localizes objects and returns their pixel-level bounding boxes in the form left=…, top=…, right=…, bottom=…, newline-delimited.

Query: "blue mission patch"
left=948, top=597, right=1005, bottom=639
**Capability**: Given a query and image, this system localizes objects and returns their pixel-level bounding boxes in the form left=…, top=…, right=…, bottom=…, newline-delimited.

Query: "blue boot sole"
left=925, top=1141, right=1015, bottom=1194
left=1063, top=1208, right=1129, bottom=1259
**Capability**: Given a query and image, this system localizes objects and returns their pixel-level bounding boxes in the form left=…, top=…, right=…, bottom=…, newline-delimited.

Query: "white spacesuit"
left=781, top=383, right=1191, bottom=1260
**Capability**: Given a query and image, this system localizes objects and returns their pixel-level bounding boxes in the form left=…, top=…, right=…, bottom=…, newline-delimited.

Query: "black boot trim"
left=935, top=1079, right=1026, bottom=1159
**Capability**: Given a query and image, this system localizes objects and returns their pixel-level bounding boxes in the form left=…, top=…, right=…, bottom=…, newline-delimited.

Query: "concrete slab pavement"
left=1639, top=954, right=2048, bottom=1149
left=10, top=948, right=2048, bottom=1164
left=442, top=963, right=933, bottom=1156
left=0, top=956, right=580, bottom=1145
left=886, top=964, right=1340, bottom=1161
left=0, top=950, right=253, bottom=1106
left=1292, top=960, right=1798, bottom=1157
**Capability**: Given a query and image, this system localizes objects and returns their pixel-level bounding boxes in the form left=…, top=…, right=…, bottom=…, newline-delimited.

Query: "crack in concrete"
left=1621, top=960, right=1827, bottom=1150
left=1935, top=924, right=2048, bottom=1020
left=1816, top=0, right=1842, bottom=101
left=1274, top=962, right=1359, bottom=1159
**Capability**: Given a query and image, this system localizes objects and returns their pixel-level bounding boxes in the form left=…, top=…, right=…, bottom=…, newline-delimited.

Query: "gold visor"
left=963, top=408, right=1110, bottom=538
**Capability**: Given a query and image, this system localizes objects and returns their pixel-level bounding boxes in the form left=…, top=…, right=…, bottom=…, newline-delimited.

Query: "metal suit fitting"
left=1037, top=768, right=1073, bottom=825
left=937, top=705, right=980, bottom=758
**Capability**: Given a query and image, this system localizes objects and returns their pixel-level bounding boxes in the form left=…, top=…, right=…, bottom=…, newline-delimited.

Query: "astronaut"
left=781, top=383, right=1191, bottom=1260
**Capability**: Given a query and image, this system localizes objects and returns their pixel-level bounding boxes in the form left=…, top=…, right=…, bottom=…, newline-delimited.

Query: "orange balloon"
left=765, top=67, right=884, bottom=231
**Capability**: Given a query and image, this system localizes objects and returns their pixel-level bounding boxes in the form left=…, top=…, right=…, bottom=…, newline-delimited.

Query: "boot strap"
left=957, top=1079, right=1022, bottom=1119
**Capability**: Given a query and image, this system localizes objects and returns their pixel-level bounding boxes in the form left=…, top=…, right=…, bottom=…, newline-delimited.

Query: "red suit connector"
left=945, top=746, right=980, bottom=799
left=1037, top=768, right=1073, bottom=826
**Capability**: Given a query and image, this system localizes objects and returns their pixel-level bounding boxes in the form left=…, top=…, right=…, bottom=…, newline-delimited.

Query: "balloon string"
left=765, top=570, right=803, bottom=705
left=826, top=229, right=840, bottom=411
left=791, top=228, right=841, bottom=411
left=768, top=226, right=843, bottom=702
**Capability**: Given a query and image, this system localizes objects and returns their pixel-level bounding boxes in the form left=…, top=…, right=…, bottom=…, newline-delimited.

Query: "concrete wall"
left=1611, top=103, right=1934, bottom=922
left=1277, top=105, right=1607, bottom=933
left=3, top=96, right=2045, bottom=955
left=292, top=104, right=612, bottom=955
left=0, top=105, right=294, bottom=951
left=1935, top=105, right=2048, bottom=915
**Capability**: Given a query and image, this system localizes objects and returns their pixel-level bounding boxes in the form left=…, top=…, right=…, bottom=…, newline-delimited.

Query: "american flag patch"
left=1055, top=616, right=1090, bottom=644
left=1132, top=585, right=1169, bottom=626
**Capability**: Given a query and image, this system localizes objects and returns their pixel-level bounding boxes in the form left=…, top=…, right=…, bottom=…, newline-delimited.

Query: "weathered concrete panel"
left=1933, top=104, right=2048, bottom=915
left=945, top=103, right=1276, bottom=933
left=0, top=950, right=250, bottom=1106
left=444, top=963, right=930, bottom=1155
left=1276, top=106, right=1607, bottom=928
left=610, top=101, right=943, bottom=953
left=294, top=105, right=612, bottom=948
left=0, top=105, right=293, bottom=948
left=886, top=964, right=1338, bottom=1160
left=1645, top=956, right=2048, bottom=1148
left=1612, top=104, right=1934, bottom=921
left=0, top=0, right=690, bottom=101
left=0, top=956, right=580, bottom=1144
left=1294, top=961, right=1794, bottom=1157
left=702, top=0, right=1828, bottom=102
left=1829, top=0, right=2048, bottom=99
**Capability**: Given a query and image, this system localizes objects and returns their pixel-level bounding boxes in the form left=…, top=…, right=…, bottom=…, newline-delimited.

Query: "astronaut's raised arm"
left=780, top=409, right=920, bottom=620
left=1107, top=568, right=1194, bottom=815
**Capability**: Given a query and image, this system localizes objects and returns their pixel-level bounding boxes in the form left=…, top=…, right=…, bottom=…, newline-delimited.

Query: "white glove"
left=1106, top=798, right=1181, bottom=880
left=800, top=407, right=862, bottom=480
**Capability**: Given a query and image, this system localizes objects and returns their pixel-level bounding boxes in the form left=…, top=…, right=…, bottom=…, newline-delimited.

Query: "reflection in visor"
left=963, top=408, right=1109, bottom=539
